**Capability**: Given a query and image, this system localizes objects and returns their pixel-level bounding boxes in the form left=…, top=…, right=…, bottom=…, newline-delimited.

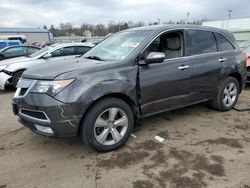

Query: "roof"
left=51, top=42, right=95, bottom=48
left=129, top=24, right=228, bottom=32
left=0, top=28, right=49, bottom=33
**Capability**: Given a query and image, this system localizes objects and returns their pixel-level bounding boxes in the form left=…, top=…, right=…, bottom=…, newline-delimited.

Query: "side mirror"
left=43, top=53, right=52, bottom=59
left=145, top=52, right=165, bottom=64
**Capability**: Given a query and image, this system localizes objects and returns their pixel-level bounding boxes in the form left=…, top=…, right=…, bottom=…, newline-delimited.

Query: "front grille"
left=20, top=109, right=48, bottom=120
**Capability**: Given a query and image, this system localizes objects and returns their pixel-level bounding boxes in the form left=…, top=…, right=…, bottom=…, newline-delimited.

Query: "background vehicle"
left=12, top=25, right=246, bottom=152
left=0, top=35, right=27, bottom=43
left=243, top=45, right=250, bottom=82
left=0, top=42, right=94, bottom=89
left=0, top=40, right=23, bottom=49
left=0, top=45, right=40, bottom=61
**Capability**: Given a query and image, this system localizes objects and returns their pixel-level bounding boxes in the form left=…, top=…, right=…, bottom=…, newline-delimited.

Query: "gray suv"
left=12, top=25, right=246, bottom=152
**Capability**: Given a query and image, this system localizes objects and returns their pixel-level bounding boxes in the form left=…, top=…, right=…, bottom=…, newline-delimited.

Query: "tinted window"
left=0, top=42, right=7, bottom=49
left=27, top=47, right=39, bottom=54
left=51, top=46, right=76, bottom=57
left=4, top=47, right=27, bottom=57
left=77, top=46, right=91, bottom=55
left=214, top=33, right=235, bottom=51
left=186, top=30, right=217, bottom=56
left=8, top=41, right=20, bottom=46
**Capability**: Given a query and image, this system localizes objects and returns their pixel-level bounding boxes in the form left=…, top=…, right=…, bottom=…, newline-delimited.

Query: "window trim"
left=139, top=29, right=185, bottom=61
left=138, top=27, right=237, bottom=64
left=213, top=32, right=236, bottom=52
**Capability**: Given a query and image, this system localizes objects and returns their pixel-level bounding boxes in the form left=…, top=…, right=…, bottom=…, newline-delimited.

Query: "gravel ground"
left=0, top=87, right=250, bottom=188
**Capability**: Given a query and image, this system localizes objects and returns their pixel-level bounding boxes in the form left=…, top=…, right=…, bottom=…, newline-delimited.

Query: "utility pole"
left=157, top=18, right=160, bottom=25
left=228, top=10, right=232, bottom=19
left=186, top=12, right=190, bottom=24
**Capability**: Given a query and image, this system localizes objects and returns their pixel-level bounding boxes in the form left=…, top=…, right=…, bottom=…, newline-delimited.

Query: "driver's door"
left=139, top=30, right=192, bottom=117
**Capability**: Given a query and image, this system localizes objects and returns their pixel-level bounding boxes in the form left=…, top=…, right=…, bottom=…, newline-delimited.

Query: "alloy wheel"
left=94, top=108, right=128, bottom=146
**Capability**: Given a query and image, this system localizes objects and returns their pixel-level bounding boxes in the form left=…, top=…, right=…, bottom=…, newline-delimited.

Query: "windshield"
left=83, top=30, right=152, bottom=61
left=29, top=45, right=53, bottom=58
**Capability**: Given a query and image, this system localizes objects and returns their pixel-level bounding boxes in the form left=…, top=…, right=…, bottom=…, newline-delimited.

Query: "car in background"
left=0, top=42, right=94, bottom=89
left=243, top=45, right=250, bottom=82
left=0, top=40, right=23, bottom=49
left=0, top=45, right=40, bottom=61
left=239, top=40, right=250, bottom=50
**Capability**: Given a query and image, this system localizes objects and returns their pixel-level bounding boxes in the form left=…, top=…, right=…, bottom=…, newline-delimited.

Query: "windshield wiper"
left=84, top=56, right=105, bottom=61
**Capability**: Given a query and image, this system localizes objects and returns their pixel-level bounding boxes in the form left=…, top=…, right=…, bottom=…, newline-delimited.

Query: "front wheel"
left=210, top=77, right=240, bottom=111
left=80, top=97, right=134, bottom=152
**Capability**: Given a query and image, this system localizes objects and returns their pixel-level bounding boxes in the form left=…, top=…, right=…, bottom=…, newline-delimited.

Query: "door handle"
left=178, top=65, right=190, bottom=70
left=218, top=57, right=226, bottom=62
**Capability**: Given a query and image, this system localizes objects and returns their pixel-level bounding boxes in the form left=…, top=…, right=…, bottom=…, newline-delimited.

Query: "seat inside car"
left=160, top=34, right=182, bottom=59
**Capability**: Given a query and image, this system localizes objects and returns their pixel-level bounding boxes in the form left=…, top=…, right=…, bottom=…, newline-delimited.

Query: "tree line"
left=45, top=20, right=205, bottom=37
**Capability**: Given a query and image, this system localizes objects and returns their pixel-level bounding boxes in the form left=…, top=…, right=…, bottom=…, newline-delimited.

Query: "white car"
left=0, top=42, right=94, bottom=90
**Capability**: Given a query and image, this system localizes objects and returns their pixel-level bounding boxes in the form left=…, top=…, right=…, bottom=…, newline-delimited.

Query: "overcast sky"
left=0, top=0, right=249, bottom=28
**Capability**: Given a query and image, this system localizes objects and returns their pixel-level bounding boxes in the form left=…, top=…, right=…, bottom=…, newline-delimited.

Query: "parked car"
left=12, top=25, right=246, bottom=152
left=239, top=40, right=250, bottom=50
left=0, top=45, right=40, bottom=61
left=243, top=45, right=250, bottom=82
left=0, top=40, right=23, bottom=49
left=0, top=42, right=94, bottom=89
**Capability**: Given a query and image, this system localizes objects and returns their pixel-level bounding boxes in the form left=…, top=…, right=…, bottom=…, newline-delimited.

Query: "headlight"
left=31, top=79, right=74, bottom=96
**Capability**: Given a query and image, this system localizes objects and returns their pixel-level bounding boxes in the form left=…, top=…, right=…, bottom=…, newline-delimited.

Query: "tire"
left=13, top=70, right=24, bottom=88
left=80, top=97, right=134, bottom=152
left=210, top=76, right=240, bottom=111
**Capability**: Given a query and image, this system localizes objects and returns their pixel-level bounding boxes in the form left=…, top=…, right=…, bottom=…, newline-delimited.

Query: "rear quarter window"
left=185, top=30, right=217, bottom=56
left=214, top=33, right=235, bottom=51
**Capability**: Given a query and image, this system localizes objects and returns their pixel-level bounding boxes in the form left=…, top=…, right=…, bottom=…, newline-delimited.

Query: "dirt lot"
left=0, top=87, right=250, bottom=188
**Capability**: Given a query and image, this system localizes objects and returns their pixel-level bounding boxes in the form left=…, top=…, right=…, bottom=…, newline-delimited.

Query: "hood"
left=0, top=56, right=33, bottom=66
left=22, top=57, right=116, bottom=80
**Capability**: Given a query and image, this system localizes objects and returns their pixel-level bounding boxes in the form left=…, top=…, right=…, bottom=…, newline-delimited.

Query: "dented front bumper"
left=12, top=91, right=86, bottom=137
left=0, top=72, right=11, bottom=90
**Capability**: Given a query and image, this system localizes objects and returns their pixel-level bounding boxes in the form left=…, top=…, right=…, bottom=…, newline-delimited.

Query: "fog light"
left=34, top=124, right=54, bottom=134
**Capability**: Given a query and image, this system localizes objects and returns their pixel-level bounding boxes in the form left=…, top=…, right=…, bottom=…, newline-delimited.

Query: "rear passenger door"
left=185, top=29, right=223, bottom=103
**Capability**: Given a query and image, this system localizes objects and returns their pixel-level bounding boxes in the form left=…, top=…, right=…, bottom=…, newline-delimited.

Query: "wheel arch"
left=77, top=92, right=138, bottom=135
left=228, top=72, right=243, bottom=92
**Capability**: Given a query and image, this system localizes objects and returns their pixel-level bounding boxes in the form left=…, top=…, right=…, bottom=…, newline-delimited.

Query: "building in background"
left=0, top=28, right=53, bottom=44
left=83, top=30, right=92, bottom=37
left=202, top=17, right=250, bottom=44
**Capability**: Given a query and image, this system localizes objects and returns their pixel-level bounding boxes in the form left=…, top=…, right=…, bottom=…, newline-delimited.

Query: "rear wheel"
left=13, top=70, right=24, bottom=88
left=80, top=97, right=134, bottom=152
left=210, top=77, right=239, bottom=111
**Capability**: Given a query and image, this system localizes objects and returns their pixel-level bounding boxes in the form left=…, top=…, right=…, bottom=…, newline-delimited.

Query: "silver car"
left=0, top=42, right=94, bottom=90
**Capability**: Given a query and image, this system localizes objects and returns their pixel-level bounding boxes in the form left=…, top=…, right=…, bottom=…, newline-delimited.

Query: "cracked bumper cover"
left=12, top=93, right=87, bottom=137
left=0, top=72, right=11, bottom=90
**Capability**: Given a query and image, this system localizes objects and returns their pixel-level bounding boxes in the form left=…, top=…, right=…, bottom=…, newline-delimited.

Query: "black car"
left=0, top=45, right=40, bottom=60
left=12, top=25, right=247, bottom=152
